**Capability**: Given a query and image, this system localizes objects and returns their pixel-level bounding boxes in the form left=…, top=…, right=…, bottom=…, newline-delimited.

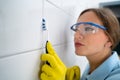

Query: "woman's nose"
left=74, top=31, right=83, bottom=40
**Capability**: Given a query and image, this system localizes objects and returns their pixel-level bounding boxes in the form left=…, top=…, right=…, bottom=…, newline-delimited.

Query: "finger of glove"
left=46, top=41, right=64, bottom=66
left=40, top=72, right=48, bottom=80
left=66, top=66, right=80, bottom=80
left=41, top=64, right=55, bottom=76
left=41, top=54, right=58, bottom=68
left=67, top=68, right=74, bottom=80
left=73, top=66, right=80, bottom=80
left=46, top=41, right=55, bottom=55
left=41, top=72, right=54, bottom=80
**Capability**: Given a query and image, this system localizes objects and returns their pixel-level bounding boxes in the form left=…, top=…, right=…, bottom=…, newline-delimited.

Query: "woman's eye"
left=85, top=27, right=94, bottom=31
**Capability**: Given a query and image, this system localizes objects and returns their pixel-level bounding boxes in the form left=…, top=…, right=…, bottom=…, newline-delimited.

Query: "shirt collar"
left=82, top=51, right=120, bottom=80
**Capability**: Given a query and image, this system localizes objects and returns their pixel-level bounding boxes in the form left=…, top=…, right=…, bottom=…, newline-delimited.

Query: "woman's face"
left=74, top=11, right=111, bottom=56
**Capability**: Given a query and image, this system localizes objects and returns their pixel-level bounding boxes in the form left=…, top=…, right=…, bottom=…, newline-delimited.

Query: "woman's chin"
left=75, top=50, right=86, bottom=56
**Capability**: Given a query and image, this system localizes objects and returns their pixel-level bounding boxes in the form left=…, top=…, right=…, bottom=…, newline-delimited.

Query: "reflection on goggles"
left=71, top=22, right=107, bottom=35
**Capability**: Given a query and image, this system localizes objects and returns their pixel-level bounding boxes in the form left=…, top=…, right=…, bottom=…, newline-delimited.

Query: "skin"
left=74, top=11, right=112, bottom=74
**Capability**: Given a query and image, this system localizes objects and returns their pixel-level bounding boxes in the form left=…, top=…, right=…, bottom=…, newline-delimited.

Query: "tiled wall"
left=0, top=0, right=117, bottom=80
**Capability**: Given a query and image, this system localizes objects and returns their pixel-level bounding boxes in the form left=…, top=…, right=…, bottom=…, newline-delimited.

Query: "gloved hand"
left=40, top=41, right=80, bottom=80
left=40, top=41, right=67, bottom=80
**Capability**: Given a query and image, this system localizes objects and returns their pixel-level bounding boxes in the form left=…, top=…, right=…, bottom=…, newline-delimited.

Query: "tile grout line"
left=0, top=42, right=71, bottom=59
left=46, top=0, right=74, bottom=18
left=0, top=48, right=42, bottom=59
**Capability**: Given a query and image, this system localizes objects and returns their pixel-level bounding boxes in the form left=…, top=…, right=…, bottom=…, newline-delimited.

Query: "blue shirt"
left=81, top=51, right=120, bottom=80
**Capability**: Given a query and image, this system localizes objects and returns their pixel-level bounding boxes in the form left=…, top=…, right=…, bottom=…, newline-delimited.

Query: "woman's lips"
left=75, top=42, right=84, bottom=47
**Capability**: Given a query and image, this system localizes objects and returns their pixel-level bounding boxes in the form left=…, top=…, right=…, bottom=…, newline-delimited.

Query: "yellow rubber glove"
left=40, top=41, right=80, bottom=80
left=40, top=41, right=67, bottom=80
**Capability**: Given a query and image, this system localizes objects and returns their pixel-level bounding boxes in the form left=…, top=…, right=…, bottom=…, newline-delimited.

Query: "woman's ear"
left=104, top=41, right=112, bottom=48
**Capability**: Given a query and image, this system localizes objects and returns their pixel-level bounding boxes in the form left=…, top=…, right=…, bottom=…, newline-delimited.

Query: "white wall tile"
left=0, top=50, right=41, bottom=80
left=43, top=1, right=77, bottom=45
left=0, top=0, right=43, bottom=57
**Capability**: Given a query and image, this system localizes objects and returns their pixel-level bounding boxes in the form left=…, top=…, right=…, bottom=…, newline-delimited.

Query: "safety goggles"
left=71, top=22, right=107, bottom=35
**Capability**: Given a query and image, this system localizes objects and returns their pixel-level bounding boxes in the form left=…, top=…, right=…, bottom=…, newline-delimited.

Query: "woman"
left=72, top=8, right=120, bottom=80
left=40, top=8, right=120, bottom=80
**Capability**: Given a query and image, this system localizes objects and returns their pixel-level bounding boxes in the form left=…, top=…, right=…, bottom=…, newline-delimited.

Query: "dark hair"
left=79, top=8, right=120, bottom=49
